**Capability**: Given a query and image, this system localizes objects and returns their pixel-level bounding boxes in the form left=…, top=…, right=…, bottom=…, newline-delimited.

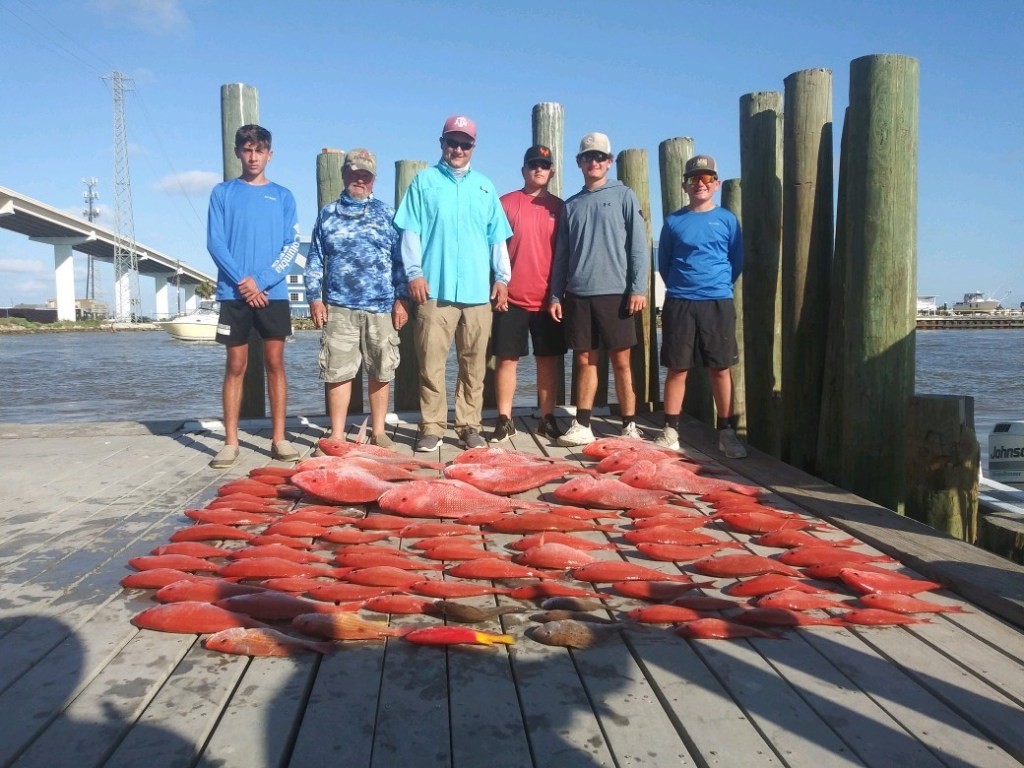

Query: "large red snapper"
left=443, top=462, right=594, bottom=495
left=837, top=568, right=942, bottom=595
left=154, top=579, right=267, bottom=604
left=170, top=524, right=255, bottom=543
left=184, top=508, right=276, bottom=526
left=570, top=561, right=696, bottom=583
left=857, top=593, right=966, bottom=614
left=513, top=543, right=597, bottom=569
left=484, top=513, right=618, bottom=534
left=552, top=475, right=673, bottom=509
left=204, top=627, right=334, bottom=656
left=132, top=601, right=268, bottom=633
left=778, top=547, right=895, bottom=567
left=581, top=438, right=681, bottom=459
left=128, top=554, right=222, bottom=573
left=292, top=612, right=411, bottom=641
left=619, top=460, right=761, bottom=497
left=505, top=532, right=616, bottom=552
left=290, top=467, right=400, bottom=504
left=692, top=554, right=803, bottom=578
left=378, top=479, right=548, bottom=519
left=446, top=558, right=560, bottom=580
left=215, top=592, right=358, bottom=621
left=451, top=447, right=560, bottom=466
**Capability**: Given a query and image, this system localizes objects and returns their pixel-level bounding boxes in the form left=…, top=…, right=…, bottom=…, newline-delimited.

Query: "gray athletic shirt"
left=549, top=179, right=650, bottom=301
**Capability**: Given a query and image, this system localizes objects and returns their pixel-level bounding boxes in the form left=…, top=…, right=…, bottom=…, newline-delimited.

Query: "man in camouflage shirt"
left=305, top=148, right=408, bottom=448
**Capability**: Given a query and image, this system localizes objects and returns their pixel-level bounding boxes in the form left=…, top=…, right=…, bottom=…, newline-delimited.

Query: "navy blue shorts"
left=491, top=303, right=567, bottom=358
left=660, top=297, right=738, bottom=369
left=216, top=300, right=293, bottom=346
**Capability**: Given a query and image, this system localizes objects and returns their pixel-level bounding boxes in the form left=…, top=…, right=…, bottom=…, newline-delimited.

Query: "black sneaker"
left=537, top=414, right=564, bottom=439
left=489, top=415, right=517, bottom=444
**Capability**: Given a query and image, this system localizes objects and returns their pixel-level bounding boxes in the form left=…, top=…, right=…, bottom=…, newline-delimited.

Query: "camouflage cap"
left=684, top=154, right=717, bottom=176
left=344, top=148, right=377, bottom=176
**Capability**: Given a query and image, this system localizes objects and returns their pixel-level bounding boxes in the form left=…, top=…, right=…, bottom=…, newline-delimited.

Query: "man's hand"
left=491, top=282, right=509, bottom=312
left=392, top=299, right=409, bottom=331
left=627, top=294, right=647, bottom=315
left=408, top=277, right=429, bottom=304
left=238, top=276, right=262, bottom=302
left=310, top=299, right=327, bottom=329
left=548, top=300, right=562, bottom=322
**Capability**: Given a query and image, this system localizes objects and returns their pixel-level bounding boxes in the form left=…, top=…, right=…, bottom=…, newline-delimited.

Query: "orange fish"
left=858, top=593, right=966, bottom=614
left=229, top=544, right=333, bottom=564
left=362, top=595, right=437, bottom=615
left=610, top=581, right=705, bottom=601
left=410, top=535, right=483, bottom=551
left=204, top=627, right=334, bottom=656
left=378, top=479, right=548, bottom=519
left=318, top=528, right=393, bottom=545
left=619, top=460, right=761, bottom=497
left=215, top=592, right=358, bottom=621
left=121, top=568, right=212, bottom=590
left=446, top=558, right=559, bottom=581
left=837, top=569, right=942, bottom=596
left=248, top=533, right=319, bottom=549
left=675, top=618, right=781, bottom=640
left=403, top=626, right=515, bottom=646
left=778, top=546, right=895, bottom=568
left=546, top=505, right=622, bottom=521
left=399, top=521, right=481, bottom=538
left=756, top=589, right=851, bottom=611
left=279, top=509, right=359, bottom=527
left=184, top=508, right=277, bottom=526
left=507, top=583, right=608, bottom=601
left=630, top=514, right=708, bottom=530
left=306, top=583, right=404, bottom=602
left=570, top=561, right=695, bottom=584
left=418, top=543, right=502, bottom=561
left=627, top=604, right=705, bottom=624
left=842, top=608, right=931, bottom=626
left=724, top=574, right=825, bottom=598
left=154, top=579, right=267, bottom=604
left=217, top=479, right=282, bottom=498
left=443, top=462, right=593, bottom=495
left=552, top=475, right=672, bottom=509
left=692, top=554, right=803, bottom=578
left=132, top=601, right=268, bottom=633
left=801, top=561, right=901, bottom=580
left=150, top=542, right=233, bottom=559
left=635, top=542, right=737, bottom=562
left=170, top=524, right=255, bottom=543
left=733, top=608, right=844, bottom=627
left=505, top=532, right=616, bottom=552
left=484, top=513, right=617, bottom=534
left=291, top=612, right=411, bottom=641
left=249, top=466, right=298, bottom=479
left=512, top=543, right=597, bottom=569
left=207, top=497, right=289, bottom=512
left=335, top=552, right=442, bottom=571
left=753, top=531, right=859, bottom=549
left=128, top=554, right=222, bottom=574
left=716, top=512, right=815, bottom=535
left=353, top=514, right=420, bottom=531
left=289, top=467, right=399, bottom=505
left=262, top=520, right=332, bottom=539
left=623, top=527, right=727, bottom=547
left=408, top=580, right=513, bottom=599
left=218, top=557, right=341, bottom=580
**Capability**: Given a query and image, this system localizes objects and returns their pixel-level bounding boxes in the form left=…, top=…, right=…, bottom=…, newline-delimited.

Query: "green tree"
left=195, top=281, right=215, bottom=300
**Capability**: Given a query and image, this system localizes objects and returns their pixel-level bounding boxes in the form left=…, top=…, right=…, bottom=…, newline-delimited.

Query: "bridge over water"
left=0, top=184, right=214, bottom=320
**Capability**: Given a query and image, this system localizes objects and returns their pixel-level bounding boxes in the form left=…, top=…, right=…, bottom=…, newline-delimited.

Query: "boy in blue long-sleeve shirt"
left=207, top=124, right=301, bottom=468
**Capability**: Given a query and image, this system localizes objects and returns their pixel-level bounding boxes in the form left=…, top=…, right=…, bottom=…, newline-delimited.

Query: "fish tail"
left=391, top=626, right=416, bottom=637
left=481, top=632, right=515, bottom=645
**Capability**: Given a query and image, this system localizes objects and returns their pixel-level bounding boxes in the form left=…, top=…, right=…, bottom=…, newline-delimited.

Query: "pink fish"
left=505, top=532, right=617, bottom=552
left=154, top=579, right=267, bottom=604
left=692, top=554, right=803, bottom=578
left=204, top=627, right=334, bottom=656
left=289, top=467, right=399, bottom=504
left=837, top=569, right=942, bottom=596
left=778, top=547, right=895, bottom=567
left=841, top=608, right=931, bottom=626
left=675, top=618, right=781, bottom=640
left=724, top=574, right=826, bottom=597
left=378, top=479, right=548, bottom=519
left=513, top=543, right=597, bottom=569
left=635, top=542, right=738, bottom=562
left=399, top=521, right=481, bottom=538
left=858, top=593, right=966, bottom=614
left=552, top=475, right=673, bottom=509
left=570, top=561, right=695, bottom=583
left=594, top=448, right=701, bottom=473
left=215, top=592, right=359, bottom=621
left=443, top=462, right=593, bottom=495
left=582, top=438, right=681, bottom=459
left=451, top=447, right=560, bottom=466
left=756, top=589, right=851, bottom=611
left=132, top=601, right=268, bottom=634
left=446, top=558, right=559, bottom=580
left=733, top=608, right=844, bottom=627
left=128, top=554, right=222, bottom=574
left=620, top=460, right=761, bottom=497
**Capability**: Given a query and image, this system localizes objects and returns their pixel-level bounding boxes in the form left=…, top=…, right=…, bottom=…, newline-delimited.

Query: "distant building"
left=286, top=240, right=310, bottom=318
left=42, top=297, right=109, bottom=320
left=917, top=295, right=939, bottom=315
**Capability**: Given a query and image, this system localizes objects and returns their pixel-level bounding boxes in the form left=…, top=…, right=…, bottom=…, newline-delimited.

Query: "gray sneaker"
left=556, top=420, right=595, bottom=447
left=370, top=432, right=395, bottom=450
left=459, top=428, right=487, bottom=449
left=621, top=421, right=643, bottom=439
left=653, top=426, right=680, bottom=450
left=718, top=427, right=747, bottom=459
left=415, top=433, right=442, bottom=452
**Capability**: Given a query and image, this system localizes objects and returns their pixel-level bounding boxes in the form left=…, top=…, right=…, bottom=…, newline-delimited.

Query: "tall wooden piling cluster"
left=219, top=83, right=264, bottom=419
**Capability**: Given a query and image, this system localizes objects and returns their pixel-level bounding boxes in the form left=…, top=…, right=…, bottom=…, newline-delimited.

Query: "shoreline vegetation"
left=0, top=317, right=318, bottom=334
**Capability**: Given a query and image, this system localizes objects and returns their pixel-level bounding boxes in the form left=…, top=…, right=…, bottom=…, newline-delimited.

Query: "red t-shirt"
left=500, top=189, right=564, bottom=311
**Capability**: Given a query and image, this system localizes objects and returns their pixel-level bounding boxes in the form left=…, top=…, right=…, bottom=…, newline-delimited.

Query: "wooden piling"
left=393, top=160, right=428, bottom=412
left=532, top=102, right=567, bottom=406
left=781, top=68, right=834, bottom=471
left=838, top=54, right=919, bottom=513
left=616, top=148, right=657, bottom=412
left=315, top=148, right=365, bottom=415
left=905, top=395, right=979, bottom=542
left=738, top=92, right=784, bottom=457
left=658, top=137, right=713, bottom=424
left=721, top=178, right=746, bottom=437
left=219, top=83, right=264, bottom=419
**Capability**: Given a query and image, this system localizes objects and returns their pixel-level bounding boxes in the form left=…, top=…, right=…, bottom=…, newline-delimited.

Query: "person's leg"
left=535, top=355, right=559, bottom=416
left=325, top=380, right=353, bottom=438
left=573, top=349, right=599, bottom=411
left=495, top=357, right=519, bottom=417
left=222, top=343, right=248, bottom=447
left=708, top=367, right=734, bottom=420
left=263, top=338, right=288, bottom=444
left=367, top=376, right=390, bottom=436
left=609, top=346, right=636, bottom=417
left=414, top=301, right=457, bottom=437
left=663, top=368, right=689, bottom=417
left=454, top=303, right=492, bottom=433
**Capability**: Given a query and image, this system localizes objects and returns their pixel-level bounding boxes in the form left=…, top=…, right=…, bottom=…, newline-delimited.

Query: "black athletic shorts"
left=491, top=303, right=567, bottom=358
left=216, top=300, right=293, bottom=346
left=660, top=297, right=738, bottom=369
left=562, top=292, right=637, bottom=351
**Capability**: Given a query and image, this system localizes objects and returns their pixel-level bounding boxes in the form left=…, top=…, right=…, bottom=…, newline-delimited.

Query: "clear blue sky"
left=1, top=0, right=1021, bottom=314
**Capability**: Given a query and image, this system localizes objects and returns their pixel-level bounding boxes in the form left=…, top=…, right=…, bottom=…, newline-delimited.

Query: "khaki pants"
left=414, top=300, right=492, bottom=436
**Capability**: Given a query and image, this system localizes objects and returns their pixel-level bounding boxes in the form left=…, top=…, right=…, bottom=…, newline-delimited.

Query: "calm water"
left=3, top=328, right=1022, bottom=454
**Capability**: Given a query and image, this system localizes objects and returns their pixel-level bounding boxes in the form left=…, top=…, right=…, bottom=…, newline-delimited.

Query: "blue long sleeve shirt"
left=658, top=205, right=743, bottom=300
left=207, top=178, right=301, bottom=301
left=304, top=195, right=406, bottom=313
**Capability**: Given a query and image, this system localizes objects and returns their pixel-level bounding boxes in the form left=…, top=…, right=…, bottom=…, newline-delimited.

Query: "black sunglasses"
left=443, top=137, right=475, bottom=151
left=527, top=161, right=552, bottom=170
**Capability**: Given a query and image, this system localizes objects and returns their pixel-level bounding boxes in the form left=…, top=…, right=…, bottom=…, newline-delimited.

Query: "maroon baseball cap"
left=441, top=115, right=477, bottom=140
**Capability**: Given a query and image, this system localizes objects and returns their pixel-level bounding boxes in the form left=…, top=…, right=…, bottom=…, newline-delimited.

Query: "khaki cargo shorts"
left=319, top=306, right=400, bottom=383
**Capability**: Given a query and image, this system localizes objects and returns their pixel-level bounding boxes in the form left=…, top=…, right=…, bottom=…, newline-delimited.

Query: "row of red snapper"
left=123, top=437, right=958, bottom=656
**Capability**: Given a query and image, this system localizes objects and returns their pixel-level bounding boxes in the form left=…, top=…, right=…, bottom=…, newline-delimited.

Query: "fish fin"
left=355, top=418, right=369, bottom=444
left=482, top=632, right=515, bottom=645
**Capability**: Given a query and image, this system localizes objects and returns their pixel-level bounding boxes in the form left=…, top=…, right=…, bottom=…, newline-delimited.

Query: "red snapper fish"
left=184, top=508, right=276, bottom=526
left=630, top=514, right=708, bottom=530
left=443, top=462, right=594, bottom=495
left=408, top=580, right=513, bottom=599
left=552, top=475, right=673, bottom=509
left=842, top=609, right=931, bottom=626
left=404, top=626, right=515, bottom=646
left=362, top=594, right=437, bottom=615
left=289, top=467, right=400, bottom=504
left=217, top=479, right=282, bottom=498
left=484, top=513, right=617, bottom=534
left=610, top=580, right=705, bottom=601
left=506, top=532, right=616, bottom=552
left=513, top=543, right=598, bottom=569
left=627, top=605, right=705, bottom=624
left=228, top=544, right=333, bottom=564
left=204, top=627, right=334, bottom=656
left=170, top=524, right=256, bottom=543
left=716, top=512, right=818, bottom=535
left=570, top=561, right=696, bottom=583
left=120, top=569, right=211, bottom=590
left=451, top=447, right=560, bottom=466
left=292, top=612, right=411, bottom=641
left=594, top=448, right=702, bottom=474
left=733, top=608, right=844, bottom=627
left=296, top=453, right=442, bottom=472
left=155, top=579, right=267, bottom=604
left=858, top=593, right=966, bottom=614
left=418, top=543, right=500, bottom=561
left=582, top=438, right=681, bottom=459
left=778, top=546, right=895, bottom=568
left=724, top=574, right=826, bottom=598
left=692, top=554, right=804, bottom=578
left=378, top=479, right=548, bottom=519
left=635, top=542, right=738, bottom=562
left=619, top=460, right=761, bottom=497
left=249, top=466, right=298, bottom=479
left=218, top=557, right=342, bottom=580
left=446, top=558, right=560, bottom=580
left=317, top=528, right=393, bottom=545
left=132, top=601, right=268, bottom=634
left=623, top=527, right=730, bottom=547
left=215, top=592, right=358, bottom=621
left=128, top=554, right=222, bottom=574
left=675, top=618, right=781, bottom=640
left=399, top=521, right=481, bottom=538
left=837, top=568, right=943, bottom=595
left=756, top=589, right=851, bottom=611
left=150, top=542, right=233, bottom=559
left=753, top=531, right=859, bottom=549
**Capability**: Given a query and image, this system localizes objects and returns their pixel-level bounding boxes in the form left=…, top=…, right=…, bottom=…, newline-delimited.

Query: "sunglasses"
left=580, top=152, right=610, bottom=164
left=686, top=173, right=718, bottom=186
left=443, top=137, right=475, bottom=151
left=527, top=160, right=552, bottom=170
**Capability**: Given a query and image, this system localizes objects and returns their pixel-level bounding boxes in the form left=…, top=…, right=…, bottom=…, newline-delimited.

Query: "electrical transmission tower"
left=104, top=71, right=141, bottom=322
left=81, top=177, right=100, bottom=301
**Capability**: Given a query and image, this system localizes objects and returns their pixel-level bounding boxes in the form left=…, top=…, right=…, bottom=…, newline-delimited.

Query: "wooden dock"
left=1, top=412, right=1023, bottom=768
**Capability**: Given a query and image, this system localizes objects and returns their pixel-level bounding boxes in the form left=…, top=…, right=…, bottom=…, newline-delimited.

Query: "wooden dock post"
left=838, top=54, right=919, bottom=513
left=616, top=148, right=657, bottom=412
left=721, top=178, right=746, bottom=437
left=315, top=148, right=365, bottom=415
left=781, top=68, right=834, bottom=471
left=393, top=160, right=427, bottom=412
left=658, top=137, right=714, bottom=424
left=219, top=83, right=264, bottom=419
left=905, top=395, right=979, bottom=542
left=532, top=102, right=567, bottom=407
left=739, top=92, right=784, bottom=457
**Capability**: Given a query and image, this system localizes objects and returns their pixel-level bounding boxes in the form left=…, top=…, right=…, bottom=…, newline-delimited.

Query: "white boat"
left=952, top=291, right=1001, bottom=313
left=157, top=302, right=220, bottom=341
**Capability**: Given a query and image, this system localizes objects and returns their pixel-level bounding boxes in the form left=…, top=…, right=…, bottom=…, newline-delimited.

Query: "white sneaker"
left=556, top=420, right=595, bottom=447
left=718, top=427, right=747, bottom=459
left=621, top=421, right=642, bottom=439
left=653, top=426, right=679, bottom=450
